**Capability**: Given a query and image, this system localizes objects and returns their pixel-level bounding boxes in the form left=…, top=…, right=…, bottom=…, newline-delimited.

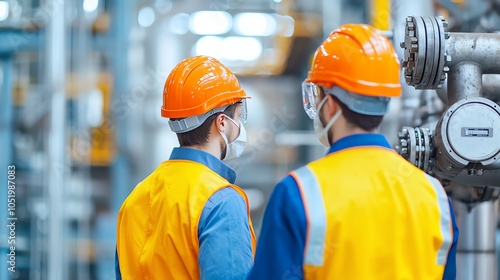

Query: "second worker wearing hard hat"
left=116, top=55, right=256, bottom=280
left=248, top=24, right=459, bottom=280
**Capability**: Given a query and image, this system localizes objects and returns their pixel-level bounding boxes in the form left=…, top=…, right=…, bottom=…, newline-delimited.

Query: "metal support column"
left=46, top=0, right=67, bottom=279
left=454, top=200, right=498, bottom=280
left=0, top=55, right=14, bottom=280
left=109, top=0, right=132, bottom=215
left=370, top=0, right=391, bottom=31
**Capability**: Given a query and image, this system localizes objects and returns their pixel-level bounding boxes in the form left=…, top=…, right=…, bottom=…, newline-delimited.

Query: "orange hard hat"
left=161, top=55, right=249, bottom=119
left=305, top=24, right=402, bottom=97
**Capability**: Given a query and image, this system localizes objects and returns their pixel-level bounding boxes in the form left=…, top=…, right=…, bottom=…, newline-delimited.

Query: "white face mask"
left=314, top=96, right=342, bottom=147
left=220, top=116, right=247, bottom=161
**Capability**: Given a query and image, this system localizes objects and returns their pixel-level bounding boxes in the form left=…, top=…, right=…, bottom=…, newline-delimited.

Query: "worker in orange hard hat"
left=115, top=55, right=256, bottom=280
left=248, top=24, right=458, bottom=280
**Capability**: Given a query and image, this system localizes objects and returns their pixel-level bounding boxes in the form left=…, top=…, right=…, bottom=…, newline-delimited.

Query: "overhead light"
left=189, top=11, right=232, bottom=35
left=276, top=15, right=295, bottom=37
left=224, top=37, right=262, bottom=61
left=273, top=0, right=282, bottom=2
left=86, top=89, right=104, bottom=127
left=194, top=36, right=224, bottom=59
left=195, top=36, right=262, bottom=62
left=0, top=1, right=9, bottom=21
left=234, top=13, right=277, bottom=36
left=83, top=0, right=99, bottom=13
left=138, top=7, right=155, bottom=27
left=169, top=13, right=190, bottom=35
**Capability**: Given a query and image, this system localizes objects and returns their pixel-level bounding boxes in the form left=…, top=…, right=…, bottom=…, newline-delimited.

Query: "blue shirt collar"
left=169, top=147, right=236, bottom=184
left=327, top=133, right=392, bottom=154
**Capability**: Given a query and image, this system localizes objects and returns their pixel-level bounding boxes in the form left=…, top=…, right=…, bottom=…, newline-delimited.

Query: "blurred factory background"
left=0, top=0, right=499, bottom=279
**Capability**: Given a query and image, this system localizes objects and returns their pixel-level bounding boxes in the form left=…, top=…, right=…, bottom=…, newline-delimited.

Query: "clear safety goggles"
left=303, top=82, right=391, bottom=117
left=169, top=99, right=247, bottom=133
left=302, top=82, right=323, bottom=119
left=237, top=98, right=248, bottom=124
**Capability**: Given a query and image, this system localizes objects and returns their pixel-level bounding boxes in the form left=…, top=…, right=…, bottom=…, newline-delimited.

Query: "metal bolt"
left=468, top=169, right=476, bottom=175
left=439, top=16, right=448, bottom=27
left=446, top=164, right=453, bottom=171
left=400, top=41, right=405, bottom=48
left=477, top=169, right=484, bottom=176
left=445, top=32, right=450, bottom=39
left=438, top=73, right=447, bottom=86
left=408, top=21, right=415, bottom=31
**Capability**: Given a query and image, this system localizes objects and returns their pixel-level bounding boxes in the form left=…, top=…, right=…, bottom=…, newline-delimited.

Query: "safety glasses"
left=169, top=99, right=248, bottom=133
left=302, top=81, right=322, bottom=119
left=236, top=99, right=248, bottom=124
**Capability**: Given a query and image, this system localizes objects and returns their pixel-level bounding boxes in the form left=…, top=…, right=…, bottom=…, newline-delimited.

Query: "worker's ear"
left=325, top=95, right=340, bottom=119
left=215, top=114, right=226, bottom=132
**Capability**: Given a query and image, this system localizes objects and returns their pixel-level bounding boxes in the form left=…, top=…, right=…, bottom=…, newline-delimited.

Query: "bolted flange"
left=400, top=16, right=451, bottom=89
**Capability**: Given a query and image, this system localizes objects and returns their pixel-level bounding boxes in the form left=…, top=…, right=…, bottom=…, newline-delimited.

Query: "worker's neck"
left=331, top=124, right=378, bottom=144
left=187, top=139, right=222, bottom=160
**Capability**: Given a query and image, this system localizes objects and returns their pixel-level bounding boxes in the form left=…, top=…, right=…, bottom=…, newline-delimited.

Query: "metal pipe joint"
left=398, top=16, right=500, bottom=187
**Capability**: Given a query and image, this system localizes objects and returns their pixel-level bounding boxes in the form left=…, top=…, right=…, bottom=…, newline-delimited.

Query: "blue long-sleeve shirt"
left=116, top=147, right=252, bottom=280
left=248, top=134, right=458, bottom=280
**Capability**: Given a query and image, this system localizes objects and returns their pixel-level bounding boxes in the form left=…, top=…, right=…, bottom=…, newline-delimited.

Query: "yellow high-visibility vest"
left=116, top=160, right=256, bottom=279
left=290, top=146, right=453, bottom=279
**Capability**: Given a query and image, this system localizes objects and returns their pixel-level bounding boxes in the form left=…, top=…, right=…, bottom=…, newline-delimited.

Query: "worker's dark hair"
left=324, top=93, right=384, bottom=131
left=176, top=103, right=238, bottom=147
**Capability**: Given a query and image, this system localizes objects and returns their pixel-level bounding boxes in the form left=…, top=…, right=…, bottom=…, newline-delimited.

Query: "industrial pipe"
left=437, top=75, right=500, bottom=103
left=398, top=16, right=500, bottom=280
